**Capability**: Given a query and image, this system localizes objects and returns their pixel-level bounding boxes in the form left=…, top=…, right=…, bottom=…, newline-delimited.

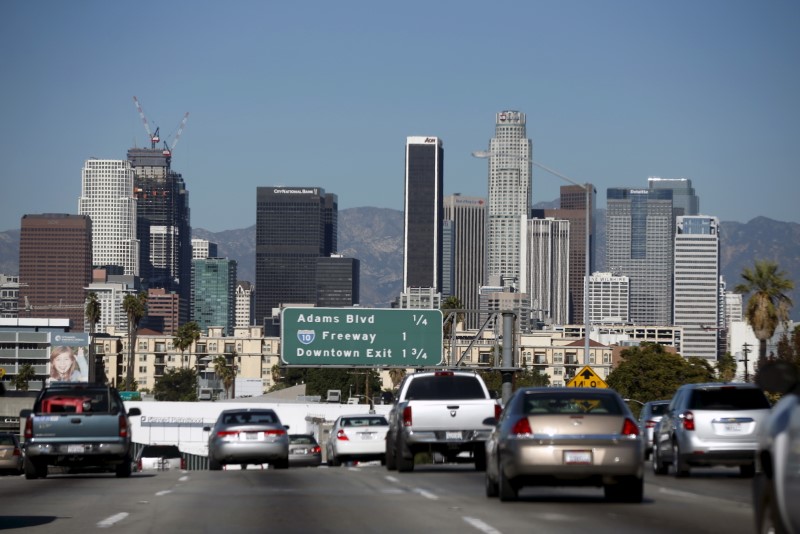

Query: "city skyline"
left=2, top=1, right=798, bottom=233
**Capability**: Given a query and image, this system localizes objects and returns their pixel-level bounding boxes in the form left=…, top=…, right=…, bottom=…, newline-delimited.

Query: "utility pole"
left=740, top=342, right=752, bottom=382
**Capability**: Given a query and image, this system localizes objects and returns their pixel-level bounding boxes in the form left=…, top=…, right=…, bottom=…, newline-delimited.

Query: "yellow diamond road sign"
left=567, top=366, right=608, bottom=388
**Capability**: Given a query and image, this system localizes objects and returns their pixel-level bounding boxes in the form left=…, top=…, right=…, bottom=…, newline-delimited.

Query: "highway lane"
left=0, top=463, right=755, bottom=533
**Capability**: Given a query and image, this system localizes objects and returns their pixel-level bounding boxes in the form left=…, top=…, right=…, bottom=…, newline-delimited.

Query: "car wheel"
left=740, top=463, right=756, bottom=478
left=385, top=442, right=397, bottom=471
left=474, top=447, right=487, bottom=472
left=328, top=454, right=341, bottom=467
left=652, top=443, right=668, bottom=475
left=115, top=457, right=132, bottom=478
left=605, top=476, right=644, bottom=503
left=208, top=456, right=222, bottom=471
left=755, top=473, right=788, bottom=534
left=273, top=458, right=289, bottom=470
left=485, top=470, right=499, bottom=498
left=672, top=440, right=690, bottom=478
left=24, top=457, right=47, bottom=480
left=498, top=463, right=518, bottom=502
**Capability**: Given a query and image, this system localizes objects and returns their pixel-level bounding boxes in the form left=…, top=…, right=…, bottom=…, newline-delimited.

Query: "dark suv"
left=652, top=383, right=771, bottom=477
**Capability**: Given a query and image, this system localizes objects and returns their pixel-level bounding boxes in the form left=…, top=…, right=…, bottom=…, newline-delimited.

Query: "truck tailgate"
left=31, top=414, right=121, bottom=442
left=407, top=400, right=496, bottom=431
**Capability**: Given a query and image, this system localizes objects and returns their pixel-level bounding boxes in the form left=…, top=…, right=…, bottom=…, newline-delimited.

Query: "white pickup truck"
left=384, top=370, right=501, bottom=472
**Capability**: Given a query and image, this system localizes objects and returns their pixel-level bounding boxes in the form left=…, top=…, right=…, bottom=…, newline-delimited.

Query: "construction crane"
left=162, top=112, right=190, bottom=159
left=132, top=96, right=160, bottom=149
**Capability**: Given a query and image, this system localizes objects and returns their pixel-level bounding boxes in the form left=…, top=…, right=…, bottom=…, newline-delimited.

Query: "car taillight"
left=621, top=418, right=640, bottom=436
left=494, top=403, right=502, bottom=420
left=119, top=415, right=129, bottom=438
left=434, top=371, right=454, bottom=377
left=264, top=429, right=287, bottom=436
left=217, top=430, right=240, bottom=437
left=137, top=459, right=143, bottom=471
left=403, top=406, right=412, bottom=427
left=682, top=411, right=695, bottom=431
left=645, top=419, right=657, bottom=429
left=13, top=447, right=22, bottom=457
left=24, top=417, right=33, bottom=439
left=311, top=446, right=321, bottom=454
left=511, top=417, right=532, bottom=436
left=180, top=457, right=186, bottom=470
left=336, top=429, right=349, bottom=441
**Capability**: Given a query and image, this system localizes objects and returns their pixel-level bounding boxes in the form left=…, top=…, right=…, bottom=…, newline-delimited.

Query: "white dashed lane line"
left=463, top=516, right=503, bottom=534
left=98, top=512, right=129, bottom=528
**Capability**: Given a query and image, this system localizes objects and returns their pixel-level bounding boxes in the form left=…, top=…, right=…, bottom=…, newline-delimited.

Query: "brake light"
left=403, top=406, right=413, bottom=427
left=180, top=457, right=186, bottom=470
left=511, top=417, right=532, bottom=436
left=336, top=429, right=349, bottom=441
left=494, top=403, right=502, bottom=420
left=119, top=415, right=129, bottom=438
left=682, top=411, right=695, bottom=431
left=137, top=458, right=143, bottom=471
left=645, top=419, right=657, bottom=429
left=311, top=446, right=321, bottom=454
left=13, top=447, right=21, bottom=457
left=434, top=371, right=454, bottom=377
left=621, top=418, right=640, bottom=436
left=264, top=429, right=287, bottom=436
left=217, top=430, right=240, bottom=437
left=24, top=417, right=33, bottom=439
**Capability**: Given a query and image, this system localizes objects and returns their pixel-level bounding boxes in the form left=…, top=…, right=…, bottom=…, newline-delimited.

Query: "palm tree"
left=85, top=292, right=101, bottom=383
left=173, top=321, right=202, bottom=369
left=441, top=296, right=465, bottom=365
left=735, top=260, right=794, bottom=364
left=213, top=355, right=235, bottom=399
left=12, top=363, right=36, bottom=391
left=122, top=292, right=148, bottom=391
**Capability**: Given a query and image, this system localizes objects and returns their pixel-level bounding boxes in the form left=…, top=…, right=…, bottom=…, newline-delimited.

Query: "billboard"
left=48, top=333, right=90, bottom=384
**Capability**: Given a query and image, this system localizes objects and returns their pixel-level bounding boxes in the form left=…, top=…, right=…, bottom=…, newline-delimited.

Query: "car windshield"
left=405, top=375, right=485, bottom=400
left=141, top=446, right=181, bottom=458
left=689, top=388, right=770, bottom=410
left=222, top=411, right=277, bottom=425
left=290, top=435, right=316, bottom=444
left=524, top=392, right=623, bottom=415
left=341, top=417, right=388, bottom=427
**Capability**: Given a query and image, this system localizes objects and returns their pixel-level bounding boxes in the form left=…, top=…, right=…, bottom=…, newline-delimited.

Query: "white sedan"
left=326, top=414, right=389, bottom=467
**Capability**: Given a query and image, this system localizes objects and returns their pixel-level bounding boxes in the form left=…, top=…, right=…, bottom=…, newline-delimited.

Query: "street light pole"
left=472, top=151, right=593, bottom=366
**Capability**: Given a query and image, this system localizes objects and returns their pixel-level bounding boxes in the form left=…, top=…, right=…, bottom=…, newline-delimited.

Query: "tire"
left=754, top=473, right=788, bottom=534
left=498, top=461, right=518, bottom=502
left=24, top=457, right=47, bottom=480
left=272, top=458, right=289, bottom=470
left=672, top=440, right=690, bottom=478
left=740, top=463, right=756, bottom=478
left=652, top=443, right=668, bottom=475
left=385, top=442, right=397, bottom=471
left=328, top=454, right=341, bottom=467
left=605, top=476, right=644, bottom=503
left=474, top=447, right=487, bottom=472
left=485, top=470, right=499, bottom=498
left=116, top=457, right=132, bottom=478
left=208, top=456, right=222, bottom=471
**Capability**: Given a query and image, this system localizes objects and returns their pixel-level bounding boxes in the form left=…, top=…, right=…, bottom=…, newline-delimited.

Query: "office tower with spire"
left=78, top=159, right=139, bottom=276
left=403, top=136, right=444, bottom=292
left=443, top=194, right=486, bottom=328
left=606, top=187, right=674, bottom=325
left=255, top=187, right=338, bottom=334
left=18, top=214, right=93, bottom=331
left=674, top=215, right=720, bottom=360
left=485, top=110, right=532, bottom=289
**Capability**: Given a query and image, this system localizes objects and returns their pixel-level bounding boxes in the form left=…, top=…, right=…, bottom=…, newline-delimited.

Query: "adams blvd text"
left=295, top=313, right=375, bottom=324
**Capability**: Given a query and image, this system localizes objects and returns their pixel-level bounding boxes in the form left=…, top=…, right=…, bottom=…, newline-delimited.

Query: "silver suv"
left=652, top=382, right=771, bottom=477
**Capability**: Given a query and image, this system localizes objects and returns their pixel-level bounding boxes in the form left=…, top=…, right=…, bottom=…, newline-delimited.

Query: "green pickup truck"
left=19, top=383, right=141, bottom=479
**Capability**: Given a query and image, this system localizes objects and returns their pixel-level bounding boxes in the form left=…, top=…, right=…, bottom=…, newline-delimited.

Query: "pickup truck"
left=19, top=382, right=141, bottom=479
left=384, top=370, right=501, bottom=472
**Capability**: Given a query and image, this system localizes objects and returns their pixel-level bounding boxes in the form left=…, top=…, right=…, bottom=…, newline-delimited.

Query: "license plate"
left=67, top=445, right=84, bottom=454
left=724, top=423, right=742, bottom=432
left=245, top=432, right=258, bottom=440
left=296, top=448, right=308, bottom=455
left=446, top=431, right=462, bottom=440
left=564, top=451, right=592, bottom=464
left=359, top=432, right=376, bottom=440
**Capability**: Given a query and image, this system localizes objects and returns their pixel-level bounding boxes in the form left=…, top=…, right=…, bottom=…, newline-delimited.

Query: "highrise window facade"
left=522, top=217, right=570, bottom=327
left=443, top=195, right=486, bottom=329
left=192, top=258, right=237, bottom=336
left=588, top=272, right=630, bottom=324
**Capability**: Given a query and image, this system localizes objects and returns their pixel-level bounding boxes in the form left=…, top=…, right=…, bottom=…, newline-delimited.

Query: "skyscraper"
left=127, top=148, right=192, bottom=324
left=192, top=258, right=237, bottom=336
left=403, top=136, right=443, bottom=292
left=255, top=187, right=337, bottom=334
left=317, top=255, right=360, bottom=307
left=648, top=177, right=699, bottom=218
left=235, top=281, right=254, bottom=328
left=443, top=195, right=486, bottom=328
left=486, top=110, right=532, bottom=289
left=521, top=217, right=570, bottom=326
left=18, top=214, right=92, bottom=331
left=606, top=187, right=674, bottom=325
left=78, top=159, right=139, bottom=276
left=673, top=216, right=720, bottom=360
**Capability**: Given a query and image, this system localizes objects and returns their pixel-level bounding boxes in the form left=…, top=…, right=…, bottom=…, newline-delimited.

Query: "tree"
left=85, top=291, right=102, bottom=383
left=735, top=260, right=794, bottom=364
left=441, top=296, right=465, bottom=357
left=12, top=363, right=36, bottom=391
left=173, top=322, right=202, bottom=369
left=479, top=367, right=549, bottom=396
left=606, top=343, right=715, bottom=406
left=716, top=353, right=737, bottom=382
left=153, top=368, right=198, bottom=401
left=213, top=355, right=235, bottom=399
left=122, top=292, right=148, bottom=391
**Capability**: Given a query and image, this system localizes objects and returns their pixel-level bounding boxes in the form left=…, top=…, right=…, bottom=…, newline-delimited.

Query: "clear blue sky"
left=1, top=0, right=798, bottom=232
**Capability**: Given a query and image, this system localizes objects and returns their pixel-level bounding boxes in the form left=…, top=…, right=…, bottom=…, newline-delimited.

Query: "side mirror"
left=284, top=425, right=290, bottom=430
left=19, top=409, right=32, bottom=418
left=757, top=360, right=800, bottom=395
left=482, top=417, right=497, bottom=426
left=128, top=407, right=141, bottom=416
left=203, top=426, right=211, bottom=432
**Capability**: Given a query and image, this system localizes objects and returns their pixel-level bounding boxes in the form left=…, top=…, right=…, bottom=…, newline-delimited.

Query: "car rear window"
left=341, top=416, right=388, bottom=427
left=524, top=392, right=624, bottom=415
left=689, top=388, right=770, bottom=410
left=650, top=403, right=669, bottom=416
left=405, top=375, right=486, bottom=400
left=222, top=411, right=278, bottom=425
left=36, top=388, right=116, bottom=414
left=290, top=435, right=316, bottom=445
left=0, top=435, right=17, bottom=446
left=141, top=445, right=181, bottom=458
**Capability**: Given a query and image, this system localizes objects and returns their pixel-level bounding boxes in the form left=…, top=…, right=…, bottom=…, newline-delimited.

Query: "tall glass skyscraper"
left=443, top=194, right=486, bottom=329
left=191, top=258, right=237, bottom=336
left=255, top=187, right=337, bottom=334
left=78, top=159, right=139, bottom=276
left=403, top=136, right=443, bottom=292
left=606, top=187, right=674, bottom=325
left=648, top=177, right=699, bottom=218
left=485, top=111, right=532, bottom=289
left=674, top=216, right=720, bottom=360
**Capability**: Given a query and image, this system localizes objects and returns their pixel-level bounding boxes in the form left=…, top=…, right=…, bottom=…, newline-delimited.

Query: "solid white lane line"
left=385, top=475, right=399, bottom=483
left=155, top=490, right=172, bottom=496
left=463, top=517, right=502, bottom=534
left=179, top=475, right=189, bottom=482
left=98, top=512, right=129, bottom=528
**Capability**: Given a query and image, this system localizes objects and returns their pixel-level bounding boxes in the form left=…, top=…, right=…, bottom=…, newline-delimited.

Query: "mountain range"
left=2, top=208, right=798, bottom=320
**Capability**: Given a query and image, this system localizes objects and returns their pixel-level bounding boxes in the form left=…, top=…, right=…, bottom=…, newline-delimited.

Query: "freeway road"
left=0, top=463, right=755, bottom=534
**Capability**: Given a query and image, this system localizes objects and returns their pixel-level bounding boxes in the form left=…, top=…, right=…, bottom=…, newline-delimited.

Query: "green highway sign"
left=281, top=308, right=443, bottom=367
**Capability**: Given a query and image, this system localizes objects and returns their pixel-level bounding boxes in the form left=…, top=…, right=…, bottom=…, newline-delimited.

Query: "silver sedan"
left=484, top=387, right=644, bottom=502
left=204, top=409, right=290, bottom=470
